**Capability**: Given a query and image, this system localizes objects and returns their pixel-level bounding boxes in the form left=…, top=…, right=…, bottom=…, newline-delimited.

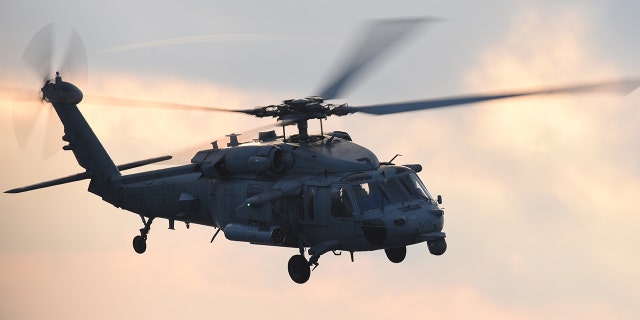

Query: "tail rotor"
left=11, top=23, right=88, bottom=158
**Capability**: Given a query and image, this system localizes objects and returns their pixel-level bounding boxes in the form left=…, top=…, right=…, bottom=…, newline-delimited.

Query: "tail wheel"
left=288, top=254, right=311, bottom=284
left=385, top=246, right=407, bottom=263
left=132, top=235, right=147, bottom=254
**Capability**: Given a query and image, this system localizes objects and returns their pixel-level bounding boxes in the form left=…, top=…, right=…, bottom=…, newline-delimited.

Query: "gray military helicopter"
left=6, top=19, right=639, bottom=284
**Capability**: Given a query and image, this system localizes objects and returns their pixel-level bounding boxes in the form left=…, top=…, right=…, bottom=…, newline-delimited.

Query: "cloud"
left=326, top=5, right=638, bottom=319
left=428, top=5, right=640, bottom=317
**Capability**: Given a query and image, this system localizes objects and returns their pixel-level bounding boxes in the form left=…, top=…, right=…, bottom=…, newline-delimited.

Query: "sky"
left=1, top=0, right=640, bottom=319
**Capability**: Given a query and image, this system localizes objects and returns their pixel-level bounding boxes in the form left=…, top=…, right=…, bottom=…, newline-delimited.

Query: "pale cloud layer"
left=1, top=1, right=639, bottom=320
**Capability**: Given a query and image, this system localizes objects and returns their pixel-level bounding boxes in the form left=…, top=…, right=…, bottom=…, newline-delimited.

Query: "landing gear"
left=427, top=238, right=447, bottom=256
left=132, top=216, right=154, bottom=254
left=385, top=246, right=406, bottom=263
left=286, top=240, right=338, bottom=284
left=133, top=235, right=147, bottom=254
left=288, top=255, right=311, bottom=284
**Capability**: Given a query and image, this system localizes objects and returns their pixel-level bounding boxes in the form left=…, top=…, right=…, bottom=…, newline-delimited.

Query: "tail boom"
left=43, top=74, right=120, bottom=198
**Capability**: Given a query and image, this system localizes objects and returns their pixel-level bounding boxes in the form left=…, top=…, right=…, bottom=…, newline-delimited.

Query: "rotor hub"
left=41, top=72, right=83, bottom=105
left=248, top=97, right=355, bottom=122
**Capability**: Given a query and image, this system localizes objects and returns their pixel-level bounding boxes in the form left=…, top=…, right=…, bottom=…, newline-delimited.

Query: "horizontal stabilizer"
left=5, top=171, right=91, bottom=193
left=5, top=155, right=172, bottom=194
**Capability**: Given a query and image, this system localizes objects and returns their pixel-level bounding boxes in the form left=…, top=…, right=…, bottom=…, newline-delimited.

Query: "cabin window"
left=331, top=186, right=354, bottom=217
left=306, top=188, right=316, bottom=221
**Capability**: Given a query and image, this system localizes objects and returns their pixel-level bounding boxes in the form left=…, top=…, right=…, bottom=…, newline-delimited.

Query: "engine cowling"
left=196, top=146, right=293, bottom=178
left=225, top=146, right=291, bottom=174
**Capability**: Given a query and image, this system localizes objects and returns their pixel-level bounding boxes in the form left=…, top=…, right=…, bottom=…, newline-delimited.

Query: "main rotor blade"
left=316, top=17, right=434, bottom=100
left=353, top=79, right=640, bottom=115
left=22, top=23, right=54, bottom=83
left=100, top=33, right=291, bottom=53
left=83, top=95, right=252, bottom=114
left=166, top=122, right=280, bottom=164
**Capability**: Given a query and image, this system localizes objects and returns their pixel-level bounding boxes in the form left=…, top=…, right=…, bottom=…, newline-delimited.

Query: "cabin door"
left=327, top=184, right=362, bottom=242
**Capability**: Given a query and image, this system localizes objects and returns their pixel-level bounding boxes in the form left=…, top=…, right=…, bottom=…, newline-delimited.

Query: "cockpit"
left=332, top=166, right=436, bottom=216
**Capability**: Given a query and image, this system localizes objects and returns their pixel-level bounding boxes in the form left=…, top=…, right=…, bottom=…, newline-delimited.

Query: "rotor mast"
left=296, top=119, right=309, bottom=141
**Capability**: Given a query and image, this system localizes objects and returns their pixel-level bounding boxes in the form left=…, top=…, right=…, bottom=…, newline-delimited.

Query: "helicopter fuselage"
left=112, top=133, right=446, bottom=256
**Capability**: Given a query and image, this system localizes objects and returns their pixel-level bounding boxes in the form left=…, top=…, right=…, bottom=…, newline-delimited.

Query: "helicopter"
left=5, top=19, right=639, bottom=284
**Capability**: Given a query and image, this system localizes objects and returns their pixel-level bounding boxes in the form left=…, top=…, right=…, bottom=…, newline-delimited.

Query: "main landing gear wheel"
left=385, top=246, right=407, bottom=263
left=132, top=235, right=147, bottom=254
left=288, top=254, right=311, bottom=284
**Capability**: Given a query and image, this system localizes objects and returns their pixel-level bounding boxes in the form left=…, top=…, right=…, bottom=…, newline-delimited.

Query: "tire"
left=427, top=238, right=447, bottom=256
left=287, top=255, right=311, bottom=284
left=385, top=246, right=407, bottom=263
left=133, top=235, right=147, bottom=254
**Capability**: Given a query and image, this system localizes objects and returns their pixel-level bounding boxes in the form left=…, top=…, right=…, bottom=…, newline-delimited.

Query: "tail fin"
left=44, top=73, right=120, bottom=198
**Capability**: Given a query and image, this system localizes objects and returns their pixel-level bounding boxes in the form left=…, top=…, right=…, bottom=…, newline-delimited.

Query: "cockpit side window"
left=331, top=186, right=355, bottom=217
left=352, top=182, right=388, bottom=213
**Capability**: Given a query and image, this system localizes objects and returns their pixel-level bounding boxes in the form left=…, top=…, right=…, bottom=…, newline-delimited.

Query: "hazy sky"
left=1, top=1, right=640, bottom=319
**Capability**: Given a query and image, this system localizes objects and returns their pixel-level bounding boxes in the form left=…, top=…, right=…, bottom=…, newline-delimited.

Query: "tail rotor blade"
left=60, top=28, right=88, bottom=87
left=22, top=23, right=54, bottom=84
left=42, top=106, right=63, bottom=159
left=15, top=23, right=54, bottom=153
left=11, top=100, right=45, bottom=150
left=14, top=24, right=84, bottom=158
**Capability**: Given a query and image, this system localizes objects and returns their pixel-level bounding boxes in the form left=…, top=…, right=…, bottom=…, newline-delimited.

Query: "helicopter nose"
left=361, top=208, right=444, bottom=247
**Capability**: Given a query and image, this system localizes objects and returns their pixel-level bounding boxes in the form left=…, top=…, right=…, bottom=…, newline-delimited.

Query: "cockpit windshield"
left=397, top=172, right=433, bottom=201
left=342, top=167, right=436, bottom=213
